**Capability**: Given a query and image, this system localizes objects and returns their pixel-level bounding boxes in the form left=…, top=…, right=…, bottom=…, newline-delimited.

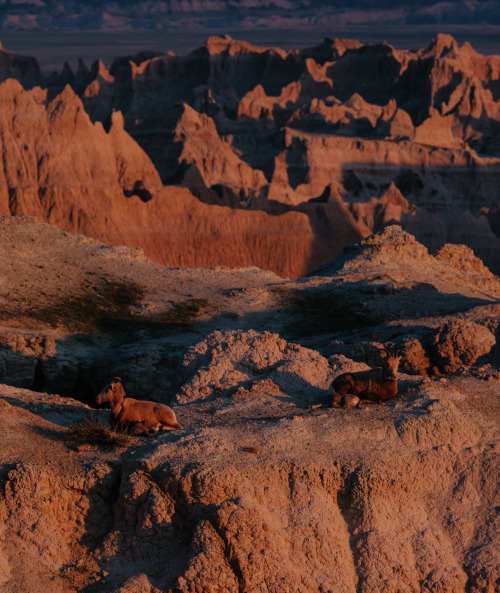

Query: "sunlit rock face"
left=1, top=34, right=500, bottom=276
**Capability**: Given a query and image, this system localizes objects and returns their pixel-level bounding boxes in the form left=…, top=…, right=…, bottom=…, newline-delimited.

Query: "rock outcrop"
left=0, top=216, right=499, bottom=592
left=429, top=320, right=496, bottom=375
left=313, top=225, right=500, bottom=299
left=0, top=370, right=498, bottom=592
left=0, top=79, right=163, bottom=220
left=0, top=80, right=359, bottom=279
left=1, top=35, right=500, bottom=274
left=179, top=329, right=334, bottom=405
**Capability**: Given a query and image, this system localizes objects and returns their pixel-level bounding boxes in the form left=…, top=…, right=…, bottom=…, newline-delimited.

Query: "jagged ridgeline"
left=1, top=26, right=499, bottom=593
left=0, top=33, right=500, bottom=278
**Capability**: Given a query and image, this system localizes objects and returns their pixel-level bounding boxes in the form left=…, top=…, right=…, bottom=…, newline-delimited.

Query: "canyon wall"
left=1, top=34, right=500, bottom=278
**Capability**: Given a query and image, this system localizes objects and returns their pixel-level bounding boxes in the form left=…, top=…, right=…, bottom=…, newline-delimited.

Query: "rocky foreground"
left=0, top=218, right=499, bottom=592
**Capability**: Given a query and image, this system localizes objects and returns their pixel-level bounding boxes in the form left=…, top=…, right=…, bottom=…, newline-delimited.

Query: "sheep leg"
left=159, top=423, right=178, bottom=431
left=332, top=391, right=343, bottom=407
left=129, top=421, right=154, bottom=436
left=342, top=394, right=361, bottom=409
left=332, top=390, right=361, bottom=409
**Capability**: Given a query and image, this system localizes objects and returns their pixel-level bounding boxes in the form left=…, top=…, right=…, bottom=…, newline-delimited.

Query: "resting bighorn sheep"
left=96, top=377, right=180, bottom=435
left=332, top=349, right=401, bottom=408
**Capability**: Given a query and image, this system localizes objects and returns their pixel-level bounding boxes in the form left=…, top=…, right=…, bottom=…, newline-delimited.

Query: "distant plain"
left=2, top=24, right=500, bottom=73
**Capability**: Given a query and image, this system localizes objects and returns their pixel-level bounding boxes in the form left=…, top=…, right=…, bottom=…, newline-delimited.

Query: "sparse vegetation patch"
left=17, top=278, right=146, bottom=332
left=15, top=276, right=211, bottom=333
left=65, top=415, right=135, bottom=449
left=152, top=298, right=211, bottom=327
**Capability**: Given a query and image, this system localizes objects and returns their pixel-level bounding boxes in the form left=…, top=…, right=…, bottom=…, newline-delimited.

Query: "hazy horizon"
left=2, top=23, right=500, bottom=73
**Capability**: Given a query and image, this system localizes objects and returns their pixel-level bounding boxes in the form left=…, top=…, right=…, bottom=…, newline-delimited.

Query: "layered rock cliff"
left=0, top=80, right=356, bottom=279
left=1, top=34, right=500, bottom=276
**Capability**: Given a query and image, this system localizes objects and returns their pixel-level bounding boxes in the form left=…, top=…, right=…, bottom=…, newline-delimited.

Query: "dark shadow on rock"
left=123, top=180, right=153, bottom=202
left=28, top=423, right=70, bottom=443
left=182, top=369, right=330, bottom=411
left=269, top=369, right=330, bottom=408
left=76, top=459, right=195, bottom=593
left=326, top=43, right=404, bottom=106
left=286, top=136, right=309, bottom=189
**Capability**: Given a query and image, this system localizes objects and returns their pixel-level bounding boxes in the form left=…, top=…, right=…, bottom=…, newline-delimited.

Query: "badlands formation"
left=0, top=218, right=499, bottom=592
left=0, top=32, right=499, bottom=593
left=0, top=34, right=500, bottom=277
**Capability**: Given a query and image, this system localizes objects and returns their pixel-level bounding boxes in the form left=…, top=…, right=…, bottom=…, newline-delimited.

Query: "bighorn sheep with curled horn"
left=332, top=348, right=401, bottom=409
left=96, top=377, right=180, bottom=435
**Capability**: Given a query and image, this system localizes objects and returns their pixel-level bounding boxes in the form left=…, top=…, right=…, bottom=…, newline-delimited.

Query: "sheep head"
left=380, top=349, right=400, bottom=382
left=96, top=377, right=125, bottom=408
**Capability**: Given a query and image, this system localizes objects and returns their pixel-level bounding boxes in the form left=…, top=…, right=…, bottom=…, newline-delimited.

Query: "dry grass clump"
left=66, top=415, right=135, bottom=449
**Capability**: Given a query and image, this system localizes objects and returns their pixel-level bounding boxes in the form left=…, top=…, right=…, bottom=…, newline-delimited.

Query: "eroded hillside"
left=0, top=34, right=500, bottom=277
left=0, top=219, right=499, bottom=592
left=1, top=218, right=499, bottom=400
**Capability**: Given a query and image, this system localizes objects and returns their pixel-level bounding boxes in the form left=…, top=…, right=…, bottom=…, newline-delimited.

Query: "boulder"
left=429, top=320, right=496, bottom=375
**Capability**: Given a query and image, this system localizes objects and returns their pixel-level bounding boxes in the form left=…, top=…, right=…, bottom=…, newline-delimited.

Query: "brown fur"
left=96, top=377, right=181, bottom=436
left=332, top=353, right=400, bottom=407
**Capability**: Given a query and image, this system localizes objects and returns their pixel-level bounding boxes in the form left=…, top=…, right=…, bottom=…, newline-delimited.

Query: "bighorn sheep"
left=96, top=377, right=180, bottom=435
left=332, top=349, right=401, bottom=408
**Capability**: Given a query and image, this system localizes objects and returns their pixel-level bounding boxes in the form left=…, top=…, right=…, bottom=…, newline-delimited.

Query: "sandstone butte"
left=0, top=33, right=499, bottom=277
left=0, top=217, right=499, bottom=592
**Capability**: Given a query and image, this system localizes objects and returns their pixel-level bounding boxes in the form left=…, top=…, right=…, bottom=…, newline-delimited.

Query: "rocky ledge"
left=0, top=219, right=498, bottom=592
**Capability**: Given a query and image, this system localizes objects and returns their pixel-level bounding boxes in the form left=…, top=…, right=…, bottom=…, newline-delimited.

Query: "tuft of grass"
left=66, top=416, right=135, bottom=449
